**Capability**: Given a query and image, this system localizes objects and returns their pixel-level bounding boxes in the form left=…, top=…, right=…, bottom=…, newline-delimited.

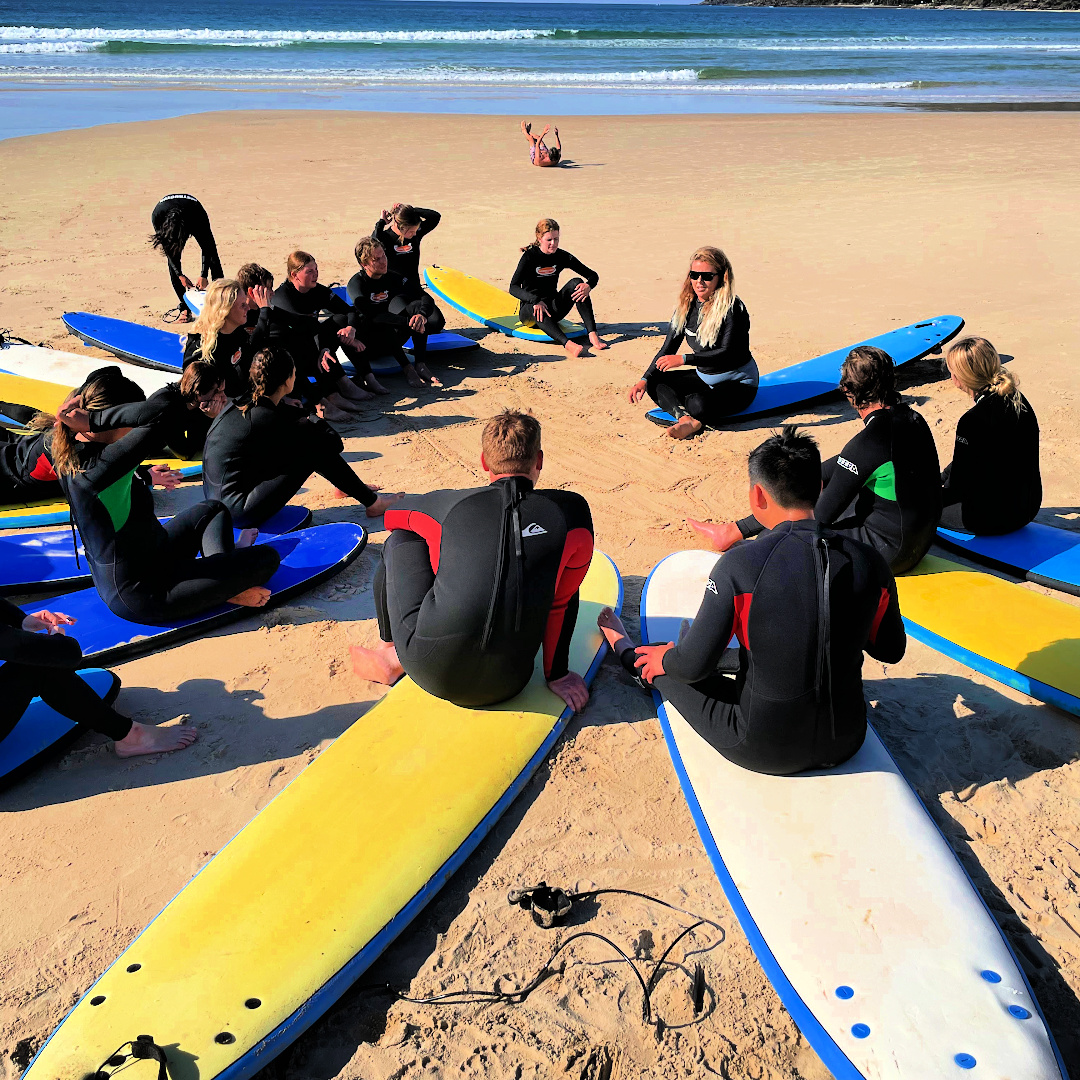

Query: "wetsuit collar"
left=489, top=475, right=535, bottom=491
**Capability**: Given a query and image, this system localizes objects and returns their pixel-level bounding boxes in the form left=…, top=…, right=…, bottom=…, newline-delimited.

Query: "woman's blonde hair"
left=946, top=336, right=1023, bottom=413
left=522, top=217, right=559, bottom=253
left=671, top=246, right=735, bottom=349
left=50, top=370, right=145, bottom=477
left=188, top=278, right=242, bottom=364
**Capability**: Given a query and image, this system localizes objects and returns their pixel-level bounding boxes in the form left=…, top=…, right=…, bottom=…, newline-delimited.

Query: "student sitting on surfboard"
left=150, top=194, right=224, bottom=324
left=509, top=218, right=606, bottom=358
left=598, top=427, right=906, bottom=775
left=270, top=251, right=381, bottom=422
left=695, top=347, right=941, bottom=573
left=628, top=246, right=758, bottom=441
left=941, top=336, right=1041, bottom=535
left=372, top=202, right=441, bottom=286
left=53, top=370, right=280, bottom=626
left=348, top=237, right=443, bottom=390
left=202, top=346, right=399, bottom=529
left=350, top=410, right=594, bottom=713
left=1, top=597, right=198, bottom=760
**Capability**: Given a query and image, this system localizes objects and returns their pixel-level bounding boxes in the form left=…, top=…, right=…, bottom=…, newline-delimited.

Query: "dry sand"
left=1, top=110, right=1079, bottom=1080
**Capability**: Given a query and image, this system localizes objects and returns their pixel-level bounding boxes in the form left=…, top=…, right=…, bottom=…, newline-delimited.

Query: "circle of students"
left=0, top=192, right=1041, bottom=775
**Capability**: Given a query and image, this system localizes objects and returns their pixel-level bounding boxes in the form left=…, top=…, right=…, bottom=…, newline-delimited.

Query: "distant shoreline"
left=699, top=1, right=1080, bottom=9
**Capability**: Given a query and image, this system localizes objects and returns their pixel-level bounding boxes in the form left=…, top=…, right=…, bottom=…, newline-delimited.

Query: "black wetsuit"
left=202, top=399, right=377, bottom=527
left=738, top=403, right=941, bottom=574
left=636, top=520, right=906, bottom=775
left=346, top=269, right=446, bottom=366
left=940, top=390, right=1041, bottom=535
left=58, top=425, right=279, bottom=626
left=0, top=429, right=59, bottom=504
left=372, top=208, right=441, bottom=284
left=0, top=598, right=132, bottom=746
left=182, top=308, right=273, bottom=399
left=509, top=247, right=599, bottom=348
left=151, top=195, right=224, bottom=313
left=377, top=479, right=594, bottom=707
left=643, top=298, right=759, bottom=425
left=270, top=282, right=364, bottom=398
left=88, top=383, right=209, bottom=460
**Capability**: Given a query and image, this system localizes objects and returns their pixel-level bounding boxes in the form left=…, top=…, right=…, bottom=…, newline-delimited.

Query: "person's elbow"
left=867, top=627, right=906, bottom=665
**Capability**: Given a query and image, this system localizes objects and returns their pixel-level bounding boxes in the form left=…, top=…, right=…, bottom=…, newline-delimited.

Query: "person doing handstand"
left=350, top=411, right=594, bottom=711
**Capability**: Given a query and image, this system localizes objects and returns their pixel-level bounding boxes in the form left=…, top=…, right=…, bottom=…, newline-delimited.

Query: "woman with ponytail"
left=183, top=277, right=272, bottom=397
left=202, top=346, right=399, bottom=529
left=629, top=247, right=757, bottom=440
left=941, top=336, right=1041, bottom=535
left=509, top=218, right=605, bottom=357
left=55, top=372, right=280, bottom=626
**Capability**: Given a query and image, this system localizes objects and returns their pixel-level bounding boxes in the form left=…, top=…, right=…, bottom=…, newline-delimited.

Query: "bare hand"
left=634, top=642, right=675, bottom=684
left=628, top=379, right=648, bottom=404
left=319, top=349, right=336, bottom=373
left=533, top=301, right=552, bottom=323
left=197, top=388, right=228, bottom=418
left=687, top=518, right=743, bottom=553
left=56, top=405, right=91, bottom=433
left=149, top=465, right=183, bottom=490
left=655, top=354, right=684, bottom=372
left=179, top=274, right=195, bottom=291
left=337, top=326, right=357, bottom=345
left=541, top=124, right=551, bottom=136
left=366, top=492, right=402, bottom=518
left=408, top=313, right=427, bottom=334
left=250, top=284, right=272, bottom=309
left=23, top=610, right=76, bottom=635
left=381, top=208, right=392, bottom=223
left=572, top=281, right=591, bottom=303
left=195, top=276, right=208, bottom=291
left=547, top=671, right=589, bottom=713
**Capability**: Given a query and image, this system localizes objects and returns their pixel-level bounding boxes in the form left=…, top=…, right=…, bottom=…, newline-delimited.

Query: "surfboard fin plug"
left=508, top=881, right=574, bottom=928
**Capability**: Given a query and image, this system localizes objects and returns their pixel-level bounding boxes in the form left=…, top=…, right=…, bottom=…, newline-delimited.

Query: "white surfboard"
left=640, top=549, right=1066, bottom=1080
left=0, top=342, right=175, bottom=397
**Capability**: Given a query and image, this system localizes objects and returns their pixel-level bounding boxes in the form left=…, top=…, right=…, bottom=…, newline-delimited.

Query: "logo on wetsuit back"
left=536, top=266, right=557, bottom=276
left=522, top=523, right=547, bottom=538
left=837, top=456, right=859, bottom=475
left=394, top=244, right=412, bottom=254
left=371, top=291, right=390, bottom=303
left=705, top=578, right=718, bottom=595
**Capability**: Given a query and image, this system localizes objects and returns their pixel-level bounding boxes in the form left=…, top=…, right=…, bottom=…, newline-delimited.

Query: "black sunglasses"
left=687, top=270, right=719, bottom=281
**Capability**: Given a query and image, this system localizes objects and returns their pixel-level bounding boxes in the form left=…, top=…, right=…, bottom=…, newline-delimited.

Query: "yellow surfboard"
left=897, top=555, right=1080, bottom=716
left=0, top=370, right=73, bottom=416
left=423, top=265, right=587, bottom=343
left=25, top=553, right=622, bottom=1080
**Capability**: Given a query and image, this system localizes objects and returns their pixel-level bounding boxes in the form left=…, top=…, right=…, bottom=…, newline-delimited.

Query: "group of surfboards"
left=4, top=192, right=1074, bottom=1080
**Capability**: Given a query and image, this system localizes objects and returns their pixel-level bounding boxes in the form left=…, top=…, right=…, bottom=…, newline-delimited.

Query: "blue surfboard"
left=0, top=669, right=120, bottom=790
left=645, top=315, right=964, bottom=427
left=0, top=506, right=312, bottom=596
left=62, top=312, right=184, bottom=373
left=18, top=523, right=366, bottom=666
left=937, top=522, right=1080, bottom=599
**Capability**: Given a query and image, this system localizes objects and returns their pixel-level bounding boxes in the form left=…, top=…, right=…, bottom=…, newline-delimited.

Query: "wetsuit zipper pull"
left=70, top=519, right=81, bottom=570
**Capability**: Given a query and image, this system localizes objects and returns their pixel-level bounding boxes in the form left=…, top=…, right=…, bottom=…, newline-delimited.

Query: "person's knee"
left=252, top=545, right=281, bottom=579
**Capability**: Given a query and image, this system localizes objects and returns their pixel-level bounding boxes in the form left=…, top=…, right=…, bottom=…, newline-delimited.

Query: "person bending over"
left=509, top=218, right=605, bottom=358
left=628, top=246, right=758, bottom=441
left=150, top=194, right=224, bottom=323
left=372, top=203, right=441, bottom=285
left=271, top=250, right=378, bottom=421
left=694, top=347, right=940, bottom=573
left=599, top=427, right=906, bottom=776
left=202, top=347, right=399, bottom=529
left=348, top=237, right=443, bottom=389
left=54, top=371, right=279, bottom=626
left=1, top=598, right=198, bottom=759
left=350, top=410, right=594, bottom=712
left=183, top=278, right=273, bottom=398
left=941, top=336, right=1041, bottom=535
left=520, top=121, right=562, bottom=167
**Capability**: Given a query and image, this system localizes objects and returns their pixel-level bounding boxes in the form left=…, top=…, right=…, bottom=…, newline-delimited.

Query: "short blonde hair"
left=482, top=410, right=541, bottom=475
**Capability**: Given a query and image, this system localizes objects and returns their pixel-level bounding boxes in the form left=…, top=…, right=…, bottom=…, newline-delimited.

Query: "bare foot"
left=228, top=585, right=271, bottom=608
left=327, top=391, right=363, bottom=414
left=589, top=332, right=609, bottom=352
left=414, top=362, right=442, bottom=387
left=365, top=376, right=391, bottom=395
left=350, top=641, right=405, bottom=685
left=405, top=365, right=426, bottom=389
left=597, top=606, right=634, bottom=658
left=366, top=492, right=402, bottom=518
left=665, top=415, right=705, bottom=440
left=687, top=518, right=743, bottom=552
left=521, top=119, right=531, bottom=136
left=341, top=379, right=374, bottom=402
left=175, top=309, right=194, bottom=324
left=317, top=401, right=357, bottom=424
left=236, top=528, right=259, bottom=549
left=114, top=720, right=198, bottom=758
left=564, top=340, right=585, bottom=359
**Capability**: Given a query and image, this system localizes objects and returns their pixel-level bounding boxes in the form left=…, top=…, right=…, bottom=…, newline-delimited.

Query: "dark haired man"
left=599, top=426, right=906, bottom=775
left=691, top=346, right=941, bottom=573
left=350, top=411, right=594, bottom=712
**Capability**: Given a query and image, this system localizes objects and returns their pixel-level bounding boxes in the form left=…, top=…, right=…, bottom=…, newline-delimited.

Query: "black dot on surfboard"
left=244, top=998, right=261, bottom=1010
left=126, top=963, right=142, bottom=973
left=215, top=1032, right=236, bottom=1045
left=90, top=995, right=106, bottom=1006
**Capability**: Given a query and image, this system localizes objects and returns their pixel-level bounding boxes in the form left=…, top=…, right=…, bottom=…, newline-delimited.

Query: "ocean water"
left=2, top=1, right=1080, bottom=138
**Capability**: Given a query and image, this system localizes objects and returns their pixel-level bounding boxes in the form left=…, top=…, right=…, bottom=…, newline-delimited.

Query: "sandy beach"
left=1, top=109, right=1079, bottom=1079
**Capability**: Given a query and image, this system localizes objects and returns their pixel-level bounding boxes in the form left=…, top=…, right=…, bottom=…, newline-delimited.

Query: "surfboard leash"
left=0, top=329, right=51, bottom=348
left=82, top=1034, right=168, bottom=1080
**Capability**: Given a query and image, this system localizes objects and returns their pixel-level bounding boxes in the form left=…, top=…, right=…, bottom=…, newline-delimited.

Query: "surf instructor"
left=150, top=194, right=224, bottom=324
left=350, top=410, right=594, bottom=712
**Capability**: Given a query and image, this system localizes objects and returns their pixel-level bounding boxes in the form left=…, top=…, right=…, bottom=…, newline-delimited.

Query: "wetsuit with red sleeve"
left=376, top=477, right=594, bottom=708
left=640, top=519, right=906, bottom=775
left=0, top=429, right=59, bottom=504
